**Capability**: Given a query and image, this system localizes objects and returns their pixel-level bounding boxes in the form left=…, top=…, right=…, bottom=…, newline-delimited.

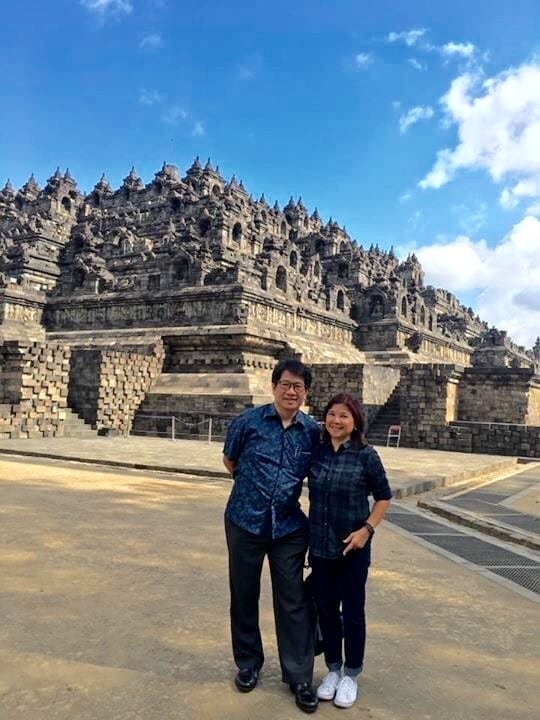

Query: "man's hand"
left=223, top=456, right=236, bottom=475
left=342, top=528, right=370, bottom=555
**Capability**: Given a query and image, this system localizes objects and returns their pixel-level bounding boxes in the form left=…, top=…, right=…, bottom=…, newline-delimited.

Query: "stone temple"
left=0, top=159, right=539, bottom=457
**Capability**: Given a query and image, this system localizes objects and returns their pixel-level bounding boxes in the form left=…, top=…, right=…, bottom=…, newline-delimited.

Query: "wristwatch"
left=364, top=521, right=375, bottom=537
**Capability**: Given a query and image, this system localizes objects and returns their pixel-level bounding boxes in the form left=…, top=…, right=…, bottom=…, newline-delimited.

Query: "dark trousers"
left=225, top=516, right=314, bottom=684
left=310, top=545, right=370, bottom=673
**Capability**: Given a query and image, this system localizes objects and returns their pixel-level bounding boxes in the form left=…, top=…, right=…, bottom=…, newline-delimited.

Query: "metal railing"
left=131, top=414, right=230, bottom=443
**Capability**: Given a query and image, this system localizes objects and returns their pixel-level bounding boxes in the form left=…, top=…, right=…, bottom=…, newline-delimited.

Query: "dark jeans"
left=225, top=516, right=314, bottom=684
left=310, top=545, right=370, bottom=674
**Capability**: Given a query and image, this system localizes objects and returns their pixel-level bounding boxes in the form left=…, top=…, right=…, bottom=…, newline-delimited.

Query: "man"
left=223, top=358, right=320, bottom=713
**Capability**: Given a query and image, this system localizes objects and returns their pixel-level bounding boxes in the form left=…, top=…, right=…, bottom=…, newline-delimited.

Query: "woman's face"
left=325, top=403, right=355, bottom=444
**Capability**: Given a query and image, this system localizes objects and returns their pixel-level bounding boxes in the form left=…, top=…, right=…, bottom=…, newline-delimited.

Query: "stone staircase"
left=132, top=372, right=274, bottom=439
left=284, top=329, right=366, bottom=364
left=62, top=408, right=98, bottom=438
left=365, top=384, right=401, bottom=447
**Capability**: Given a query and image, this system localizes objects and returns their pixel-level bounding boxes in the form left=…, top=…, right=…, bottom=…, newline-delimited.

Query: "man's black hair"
left=271, top=358, right=313, bottom=390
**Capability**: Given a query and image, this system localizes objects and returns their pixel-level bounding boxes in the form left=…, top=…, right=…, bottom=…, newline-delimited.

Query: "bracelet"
left=363, top=522, right=375, bottom=537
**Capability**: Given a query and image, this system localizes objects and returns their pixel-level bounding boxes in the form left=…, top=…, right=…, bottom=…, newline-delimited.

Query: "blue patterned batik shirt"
left=223, top=404, right=321, bottom=539
left=308, top=441, right=392, bottom=559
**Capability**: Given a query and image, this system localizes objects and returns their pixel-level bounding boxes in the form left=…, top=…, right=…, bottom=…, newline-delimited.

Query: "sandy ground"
left=0, top=456, right=538, bottom=720
left=503, top=482, right=540, bottom=517
left=0, top=435, right=517, bottom=497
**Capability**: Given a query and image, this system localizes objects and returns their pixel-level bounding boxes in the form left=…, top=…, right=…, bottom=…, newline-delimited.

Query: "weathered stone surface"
left=68, top=342, right=164, bottom=433
left=0, top=339, right=70, bottom=438
left=2, top=159, right=537, bottom=368
left=458, top=368, right=536, bottom=424
left=0, top=161, right=539, bottom=449
left=397, top=363, right=540, bottom=458
left=308, top=363, right=400, bottom=425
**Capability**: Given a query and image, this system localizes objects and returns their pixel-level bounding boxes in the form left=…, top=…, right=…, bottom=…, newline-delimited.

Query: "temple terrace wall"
left=399, top=364, right=540, bottom=458
left=527, top=385, right=540, bottom=426
left=309, top=362, right=540, bottom=457
left=0, top=342, right=538, bottom=455
left=68, top=342, right=164, bottom=435
left=309, top=364, right=400, bottom=425
left=448, top=421, right=540, bottom=457
left=399, top=364, right=463, bottom=451
left=0, top=339, right=70, bottom=439
left=457, top=368, right=538, bottom=424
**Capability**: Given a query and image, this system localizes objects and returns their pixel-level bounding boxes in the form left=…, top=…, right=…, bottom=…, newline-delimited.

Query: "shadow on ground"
left=0, top=459, right=538, bottom=720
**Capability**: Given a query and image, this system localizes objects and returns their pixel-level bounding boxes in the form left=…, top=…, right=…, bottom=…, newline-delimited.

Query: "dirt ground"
left=503, top=482, right=540, bottom=517
left=0, top=456, right=538, bottom=720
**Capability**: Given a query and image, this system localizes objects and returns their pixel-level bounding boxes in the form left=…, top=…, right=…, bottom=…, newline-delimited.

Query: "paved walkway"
left=418, top=464, right=540, bottom=551
left=504, top=481, right=540, bottom=516
left=0, top=457, right=538, bottom=720
left=0, top=436, right=518, bottom=498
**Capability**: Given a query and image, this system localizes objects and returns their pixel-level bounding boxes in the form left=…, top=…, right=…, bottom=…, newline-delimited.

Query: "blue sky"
left=1, top=0, right=539, bottom=348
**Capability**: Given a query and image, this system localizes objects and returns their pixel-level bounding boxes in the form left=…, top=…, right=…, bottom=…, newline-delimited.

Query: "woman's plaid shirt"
left=308, top=440, right=392, bottom=559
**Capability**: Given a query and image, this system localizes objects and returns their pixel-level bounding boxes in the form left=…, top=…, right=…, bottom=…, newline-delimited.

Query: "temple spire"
left=1, top=179, right=15, bottom=197
left=94, top=173, right=111, bottom=192
left=21, top=173, right=40, bottom=196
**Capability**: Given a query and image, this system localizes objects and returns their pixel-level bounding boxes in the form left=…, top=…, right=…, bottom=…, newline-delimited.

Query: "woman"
left=308, top=392, right=392, bottom=709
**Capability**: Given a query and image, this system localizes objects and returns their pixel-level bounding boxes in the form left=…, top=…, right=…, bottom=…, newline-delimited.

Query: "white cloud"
left=415, top=235, right=490, bottom=289
left=161, top=107, right=205, bottom=136
left=238, top=64, right=255, bottom=79
left=408, top=58, right=426, bottom=71
left=500, top=177, right=540, bottom=209
left=140, top=33, right=163, bottom=50
left=399, top=105, right=434, bottom=133
left=139, top=88, right=162, bottom=106
left=399, top=191, right=412, bottom=203
left=441, top=42, right=476, bottom=58
left=514, top=288, right=540, bottom=312
left=191, top=121, right=205, bottom=137
left=384, top=29, right=478, bottom=66
left=409, top=216, right=540, bottom=347
left=452, top=202, right=487, bottom=234
left=81, top=0, right=132, bottom=13
left=420, top=38, right=478, bottom=64
left=513, top=178, right=540, bottom=198
left=420, top=62, right=540, bottom=199
left=163, top=105, right=188, bottom=124
left=499, top=188, right=520, bottom=210
left=526, top=201, right=540, bottom=216
left=387, top=29, right=426, bottom=46
left=237, top=54, right=262, bottom=79
left=355, top=53, right=372, bottom=69
left=408, top=210, right=423, bottom=230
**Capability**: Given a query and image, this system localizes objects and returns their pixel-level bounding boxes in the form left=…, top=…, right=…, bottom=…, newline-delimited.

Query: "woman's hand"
left=342, top=527, right=370, bottom=555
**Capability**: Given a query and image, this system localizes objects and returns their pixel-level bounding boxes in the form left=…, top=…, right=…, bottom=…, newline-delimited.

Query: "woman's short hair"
left=321, top=392, right=367, bottom=447
left=271, top=359, right=313, bottom=390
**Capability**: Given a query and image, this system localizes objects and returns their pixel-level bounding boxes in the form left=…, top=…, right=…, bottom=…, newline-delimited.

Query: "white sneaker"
left=316, top=670, right=341, bottom=700
left=334, top=675, right=358, bottom=708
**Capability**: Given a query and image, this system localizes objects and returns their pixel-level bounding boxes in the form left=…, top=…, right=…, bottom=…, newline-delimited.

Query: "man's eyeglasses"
left=276, top=380, right=306, bottom=392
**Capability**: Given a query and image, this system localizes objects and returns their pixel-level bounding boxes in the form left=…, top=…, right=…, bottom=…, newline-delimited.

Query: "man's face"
left=272, top=370, right=307, bottom=415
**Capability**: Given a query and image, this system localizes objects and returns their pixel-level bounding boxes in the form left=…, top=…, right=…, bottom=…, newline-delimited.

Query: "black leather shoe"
left=290, top=682, right=318, bottom=713
left=235, top=668, right=259, bottom=693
